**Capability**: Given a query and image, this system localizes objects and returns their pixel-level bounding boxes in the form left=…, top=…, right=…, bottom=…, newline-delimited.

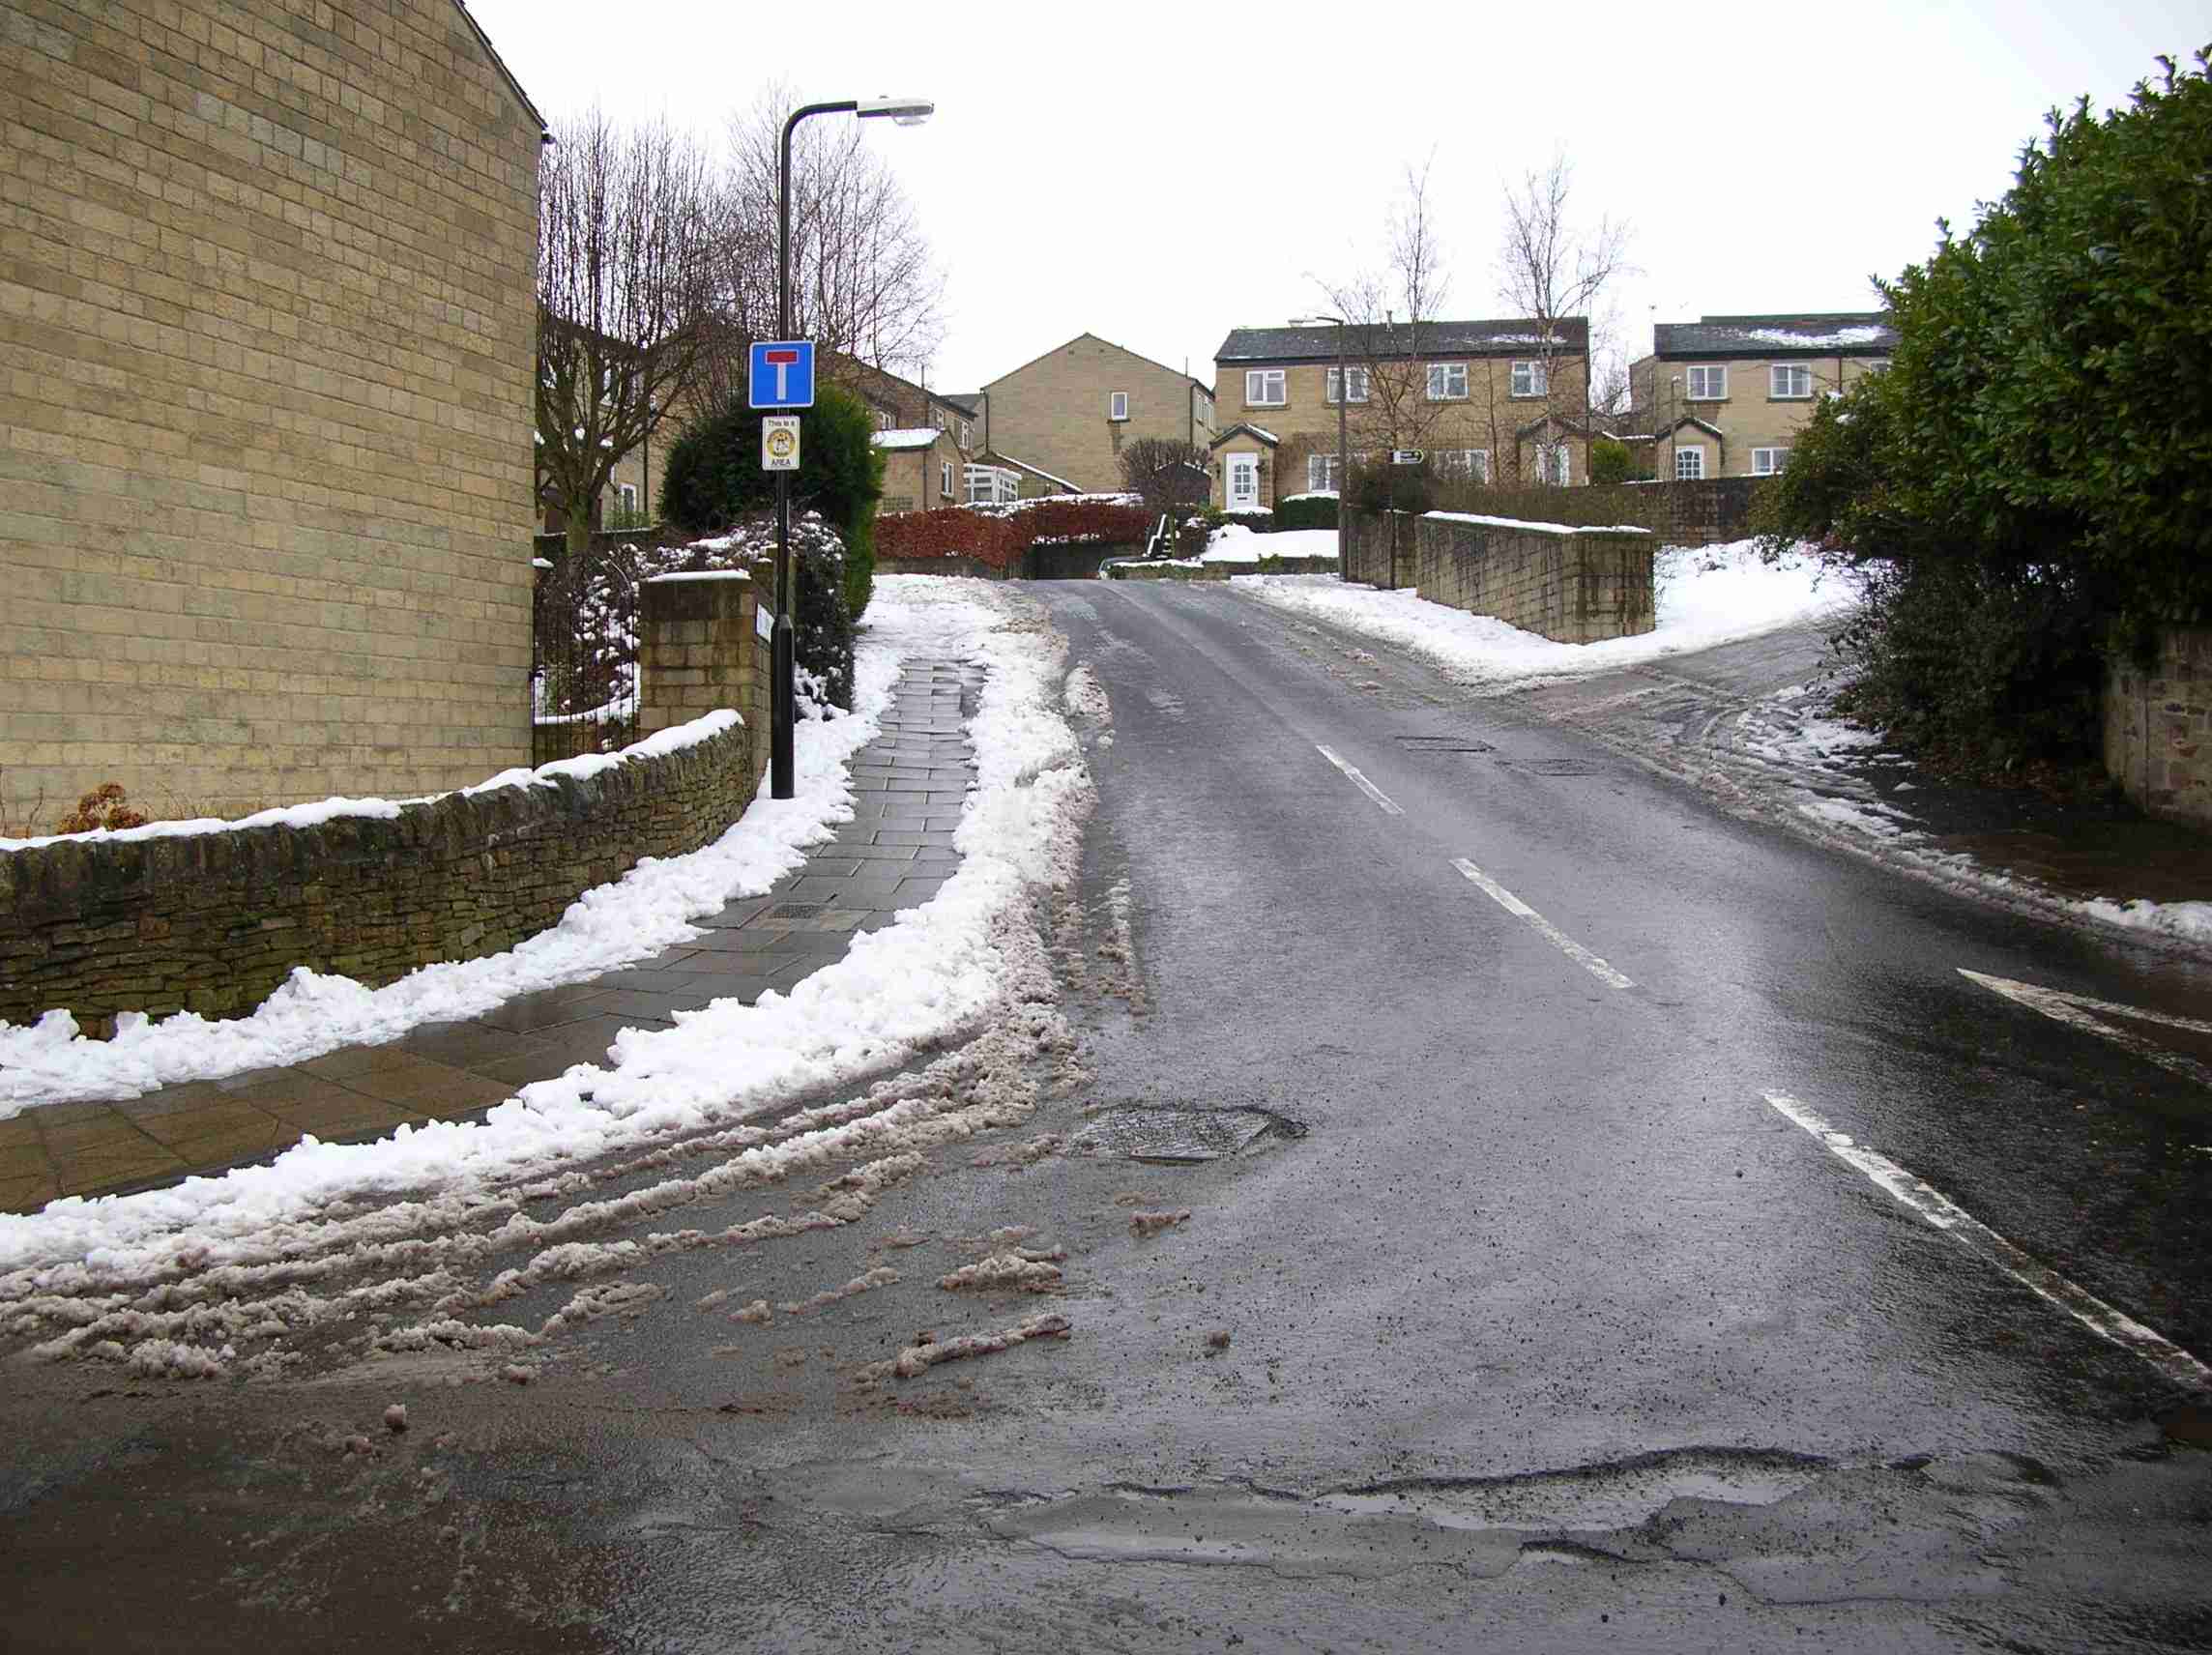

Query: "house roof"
left=871, top=429, right=944, bottom=451
left=1208, top=421, right=1280, bottom=450
left=981, top=332, right=1209, bottom=394
left=1217, top=318, right=1588, bottom=365
left=937, top=392, right=982, bottom=417
left=1652, top=313, right=1896, bottom=360
left=451, top=1, right=549, bottom=138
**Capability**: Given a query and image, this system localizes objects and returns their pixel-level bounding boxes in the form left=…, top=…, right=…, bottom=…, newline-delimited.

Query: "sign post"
left=749, top=341, right=815, bottom=799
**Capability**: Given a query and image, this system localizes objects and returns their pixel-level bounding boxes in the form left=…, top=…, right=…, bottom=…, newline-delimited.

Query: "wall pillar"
left=641, top=571, right=771, bottom=784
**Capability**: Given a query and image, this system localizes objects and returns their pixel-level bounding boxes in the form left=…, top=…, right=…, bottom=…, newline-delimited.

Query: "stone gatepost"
left=640, top=570, right=771, bottom=784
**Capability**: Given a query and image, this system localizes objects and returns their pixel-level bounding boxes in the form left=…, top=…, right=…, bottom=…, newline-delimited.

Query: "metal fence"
left=531, top=541, right=640, bottom=765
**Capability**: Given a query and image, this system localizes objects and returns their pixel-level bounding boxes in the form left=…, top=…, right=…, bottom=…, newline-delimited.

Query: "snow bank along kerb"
left=0, top=578, right=1093, bottom=1278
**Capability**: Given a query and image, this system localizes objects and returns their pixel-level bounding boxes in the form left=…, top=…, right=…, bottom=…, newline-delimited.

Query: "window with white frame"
left=1426, top=362, right=1469, bottom=400
left=959, top=420, right=973, bottom=448
left=1770, top=363, right=1812, bottom=398
left=1539, top=444, right=1572, bottom=486
left=1437, top=450, right=1492, bottom=482
left=1686, top=364, right=1727, bottom=400
left=1307, top=452, right=1340, bottom=492
left=617, top=482, right=638, bottom=513
left=942, top=460, right=954, bottom=498
left=1674, top=445, right=1705, bottom=480
left=1109, top=391, right=1129, bottom=421
left=1246, top=369, right=1286, bottom=406
left=1325, top=366, right=1370, bottom=404
left=875, top=410, right=893, bottom=431
left=1752, top=447, right=1790, bottom=476
left=1510, top=360, right=1547, bottom=397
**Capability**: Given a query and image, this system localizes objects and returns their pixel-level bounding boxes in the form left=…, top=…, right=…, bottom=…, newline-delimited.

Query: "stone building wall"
left=980, top=334, right=1211, bottom=494
left=0, top=0, right=545, bottom=832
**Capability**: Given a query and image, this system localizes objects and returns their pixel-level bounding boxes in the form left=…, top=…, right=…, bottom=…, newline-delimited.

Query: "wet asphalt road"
left=4, top=580, right=2211, bottom=1652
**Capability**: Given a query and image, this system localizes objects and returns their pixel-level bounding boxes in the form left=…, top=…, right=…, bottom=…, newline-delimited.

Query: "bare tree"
left=1319, top=156, right=1458, bottom=469
left=1118, top=438, right=1211, bottom=524
left=537, top=108, right=720, bottom=556
left=690, top=84, right=948, bottom=406
left=1495, top=152, right=1634, bottom=463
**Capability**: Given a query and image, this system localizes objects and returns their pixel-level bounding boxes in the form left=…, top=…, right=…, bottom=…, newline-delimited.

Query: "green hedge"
left=659, top=383, right=884, bottom=622
left=1273, top=495, right=1339, bottom=531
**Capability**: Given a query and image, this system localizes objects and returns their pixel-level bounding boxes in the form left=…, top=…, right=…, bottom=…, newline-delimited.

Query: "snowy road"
left=3, top=576, right=2210, bottom=1651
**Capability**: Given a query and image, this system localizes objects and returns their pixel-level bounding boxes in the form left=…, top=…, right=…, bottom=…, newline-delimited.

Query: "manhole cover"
left=1070, top=1106, right=1304, bottom=1163
left=1395, top=735, right=1496, bottom=754
left=1503, top=758, right=1608, bottom=776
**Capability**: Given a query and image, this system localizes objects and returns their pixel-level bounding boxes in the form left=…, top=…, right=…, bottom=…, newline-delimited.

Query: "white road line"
left=1762, top=1090, right=2212, bottom=1391
left=1960, top=969, right=2212, bottom=1089
left=1316, top=744, right=1404, bottom=816
left=1450, top=857, right=1636, bottom=990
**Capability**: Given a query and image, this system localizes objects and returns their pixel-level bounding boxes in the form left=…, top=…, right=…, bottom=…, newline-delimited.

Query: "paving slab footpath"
left=0, top=660, right=982, bottom=1214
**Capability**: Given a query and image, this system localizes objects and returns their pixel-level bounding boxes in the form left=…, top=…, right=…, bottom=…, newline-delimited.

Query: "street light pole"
left=771, top=95, right=933, bottom=800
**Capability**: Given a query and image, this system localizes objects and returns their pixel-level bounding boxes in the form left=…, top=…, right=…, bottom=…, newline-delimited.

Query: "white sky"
left=464, top=0, right=2206, bottom=394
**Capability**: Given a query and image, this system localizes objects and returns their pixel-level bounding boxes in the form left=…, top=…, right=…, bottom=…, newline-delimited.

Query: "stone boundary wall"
left=1, top=572, right=771, bottom=1036
left=2105, top=626, right=2212, bottom=828
left=879, top=556, right=1010, bottom=580
left=1108, top=557, right=1341, bottom=582
left=1412, top=514, right=1654, bottom=644
left=1342, top=508, right=1653, bottom=643
left=1340, top=509, right=1418, bottom=590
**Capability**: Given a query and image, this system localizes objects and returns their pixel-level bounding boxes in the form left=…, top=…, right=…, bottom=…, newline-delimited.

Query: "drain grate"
left=1395, top=735, right=1496, bottom=754
left=770, top=903, right=826, bottom=918
left=1070, top=1106, right=1305, bottom=1164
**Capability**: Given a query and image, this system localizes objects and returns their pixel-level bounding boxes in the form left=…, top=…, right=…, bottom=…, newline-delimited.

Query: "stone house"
left=975, top=333, right=1216, bottom=495
left=1, top=0, right=546, bottom=829
left=1210, top=320, right=1592, bottom=509
left=1628, top=313, right=1896, bottom=479
left=871, top=426, right=967, bottom=514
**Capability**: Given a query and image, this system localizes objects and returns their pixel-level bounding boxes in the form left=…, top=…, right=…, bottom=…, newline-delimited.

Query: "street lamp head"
left=858, top=97, right=934, bottom=126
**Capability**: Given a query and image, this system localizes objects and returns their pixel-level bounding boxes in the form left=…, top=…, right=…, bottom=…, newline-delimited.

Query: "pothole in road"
left=1395, top=735, right=1496, bottom=754
left=1069, top=1106, right=1305, bottom=1163
left=1499, top=757, right=1609, bottom=776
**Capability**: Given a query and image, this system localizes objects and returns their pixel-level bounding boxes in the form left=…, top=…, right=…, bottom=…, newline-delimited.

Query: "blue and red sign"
left=748, top=340, right=815, bottom=410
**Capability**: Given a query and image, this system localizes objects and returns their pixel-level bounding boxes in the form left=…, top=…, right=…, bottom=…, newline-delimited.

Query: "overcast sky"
left=464, top=0, right=2205, bottom=396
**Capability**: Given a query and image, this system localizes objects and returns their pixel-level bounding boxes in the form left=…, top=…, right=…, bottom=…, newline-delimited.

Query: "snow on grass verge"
left=0, top=576, right=1091, bottom=1273
left=1232, top=538, right=1855, bottom=691
left=1200, top=526, right=1340, bottom=565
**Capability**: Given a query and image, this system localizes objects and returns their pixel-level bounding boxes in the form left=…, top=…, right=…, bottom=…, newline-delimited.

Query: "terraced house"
left=1629, top=313, right=1897, bottom=480
left=1, top=0, right=546, bottom=828
left=1209, top=320, right=1593, bottom=509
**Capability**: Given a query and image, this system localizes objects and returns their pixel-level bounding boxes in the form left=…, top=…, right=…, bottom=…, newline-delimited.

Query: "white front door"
left=1226, top=451, right=1260, bottom=509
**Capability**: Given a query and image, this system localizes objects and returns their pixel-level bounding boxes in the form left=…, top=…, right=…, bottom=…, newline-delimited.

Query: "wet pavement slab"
left=0, top=658, right=982, bottom=1214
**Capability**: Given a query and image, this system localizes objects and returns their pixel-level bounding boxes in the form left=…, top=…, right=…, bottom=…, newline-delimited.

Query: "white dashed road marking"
left=1451, top=858, right=1636, bottom=990
left=1959, top=969, right=2212, bottom=1089
left=1763, top=1090, right=2212, bottom=1391
left=1316, top=744, right=1404, bottom=816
